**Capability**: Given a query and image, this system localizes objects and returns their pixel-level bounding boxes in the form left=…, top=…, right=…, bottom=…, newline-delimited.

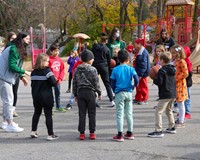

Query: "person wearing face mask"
left=107, top=28, right=125, bottom=58
left=0, top=32, right=31, bottom=133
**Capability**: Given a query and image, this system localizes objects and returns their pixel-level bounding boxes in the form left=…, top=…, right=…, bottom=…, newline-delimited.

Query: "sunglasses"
left=174, top=47, right=182, bottom=52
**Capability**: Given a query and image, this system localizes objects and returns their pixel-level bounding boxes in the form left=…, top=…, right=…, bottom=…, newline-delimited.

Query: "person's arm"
left=57, top=60, right=65, bottom=83
left=110, top=79, right=116, bottom=92
left=46, top=68, right=57, bottom=87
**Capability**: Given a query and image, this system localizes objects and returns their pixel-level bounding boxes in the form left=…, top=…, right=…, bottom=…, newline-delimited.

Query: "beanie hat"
left=81, top=49, right=94, bottom=62
left=134, top=38, right=145, bottom=46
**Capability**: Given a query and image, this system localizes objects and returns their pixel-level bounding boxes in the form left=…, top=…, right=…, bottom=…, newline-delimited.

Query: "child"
left=66, top=50, right=79, bottom=93
left=126, top=41, right=134, bottom=63
left=73, top=49, right=102, bottom=140
left=30, top=53, right=58, bottom=141
left=183, top=46, right=193, bottom=119
left=148, top=52, right=176, bottom=138
left=152, top=45, right=165, bottom=66
left=170, top=45, right=188, bottom=128
left=110, top=49, right=138, bottom=142
left=49, top=45, right=66, bottom=112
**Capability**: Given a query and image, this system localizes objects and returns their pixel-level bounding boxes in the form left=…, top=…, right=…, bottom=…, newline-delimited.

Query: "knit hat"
left=134, top=38, right=145, bottom=46
left=81, top=49, right=94, bottom=62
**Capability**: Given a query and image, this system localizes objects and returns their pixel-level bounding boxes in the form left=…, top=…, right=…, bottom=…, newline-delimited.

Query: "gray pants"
left=0, top=79, right=14, bottom=123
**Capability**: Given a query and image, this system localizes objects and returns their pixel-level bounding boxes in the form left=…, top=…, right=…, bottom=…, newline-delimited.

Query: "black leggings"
left=31, top=105, right=53, bottom=135
left=68, top=73, right=73, bottom=90
left=13, top=77, right=20, bottom=106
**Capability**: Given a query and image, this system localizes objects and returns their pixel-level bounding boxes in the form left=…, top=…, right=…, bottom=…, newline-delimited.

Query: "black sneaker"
left=65, top=104, right=72, bottom=110
left=148, top=131, right=164, bottom=138
left=166, top=127, right=176, bottom=134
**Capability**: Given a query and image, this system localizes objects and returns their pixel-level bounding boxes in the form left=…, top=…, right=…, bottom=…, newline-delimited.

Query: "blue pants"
left=184, top=87, right=191, bottom=114
left=115, top=91, right=133, bottom=132
left=54, top=84, right=61, bottom=109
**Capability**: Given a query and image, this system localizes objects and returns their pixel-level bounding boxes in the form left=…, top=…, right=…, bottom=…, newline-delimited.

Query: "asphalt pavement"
left=0, top=79, right=199, bottom=160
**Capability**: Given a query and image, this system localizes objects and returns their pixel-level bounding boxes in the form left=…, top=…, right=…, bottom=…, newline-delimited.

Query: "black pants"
left=68, top=72, right=73, bottom=90
left=95, top=64, right=113, bottom=101
left=77, top=90, right=96, bottom=133
left=32, top=105, right=53, bottom=135
left=13, top=77, right=20, bottom=106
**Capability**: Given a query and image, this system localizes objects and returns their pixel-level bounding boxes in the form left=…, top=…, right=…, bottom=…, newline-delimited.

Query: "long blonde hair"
left=34, top=53, right=49, bottom=69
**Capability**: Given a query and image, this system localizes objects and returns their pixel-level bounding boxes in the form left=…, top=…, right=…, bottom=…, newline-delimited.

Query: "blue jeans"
left=184, top=87, right=191, bottom=114
left=54, top=84, right=61, bottom=109
left=68, top=93, right=75, bottom=105
left=115, top=91, right=133, bottom=132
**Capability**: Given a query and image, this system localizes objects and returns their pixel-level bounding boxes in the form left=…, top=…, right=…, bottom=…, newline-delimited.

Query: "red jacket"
left=72, top=60, right=82, bottom=78
left=49, top=56, right=65, bottom=84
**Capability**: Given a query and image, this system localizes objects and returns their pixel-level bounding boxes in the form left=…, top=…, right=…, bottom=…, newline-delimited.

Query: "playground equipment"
left=72, top=33, right=90, bottom=53
left=30, top=24, right=46, bottom=67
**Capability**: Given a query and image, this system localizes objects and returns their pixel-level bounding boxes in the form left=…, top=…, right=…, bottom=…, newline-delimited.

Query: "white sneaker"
left=0, top=121, right=8, bottom=130
left=47, top=135, right=59, bottom=141
left=109, top=101, right=115, bottom=107
left=5, top=123, right=24, bottom=133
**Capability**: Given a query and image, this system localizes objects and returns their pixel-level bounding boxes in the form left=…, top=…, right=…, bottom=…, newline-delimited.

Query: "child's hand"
left=75, top=96, right=78, bottom=102
left=21, top=77, right=28, bottom=86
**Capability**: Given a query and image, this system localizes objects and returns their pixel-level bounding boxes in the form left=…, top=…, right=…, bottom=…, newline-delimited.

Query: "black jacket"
left=92, top=43, right=111, bottom=67
left=31, top=67, right=57, bottom=107
left=153, top=64, right=176, bottom=99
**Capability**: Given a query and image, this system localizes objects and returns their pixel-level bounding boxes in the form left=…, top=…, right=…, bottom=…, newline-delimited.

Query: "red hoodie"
left=72, top=60, right=82, bottom=77
left=49, top=55, right=65, bottom=84
left=183, top=46, right=193, bottom=72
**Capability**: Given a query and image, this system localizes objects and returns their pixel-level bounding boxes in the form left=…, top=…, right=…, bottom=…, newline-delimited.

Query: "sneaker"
left=5, top=123, right=24, bottom=133
left=56, top=108, right=67, bottom=113
left=148, top=131, right=164, bottom=138
left=0, top=121, right=8, bottom=129
left=113, top=135, right=124, bottom=142
left=132, top=99, right=139, bottom=104
left=185, top=113, right=191, bottom=119
left=30, top=131, right=38, bottom=138
left=79, top=134, right=86, bottom=140
left=176, top=122, right=185, bottom=128
left=138, top=101, right=148, bottom=105
left=47, top=135, right=59, bottom=141
left=166, top=127, right=176, bottom=134
left=109, top=101, right=115, bottom=107
left=13, top=111, right=19, bottom=117
left=123, top=133, right=134, bottom=140
left=89, top=133, right=96, bottom=140
left=65, top=104, right=72, bottom=110
left=66, top=90, right=70, bottom=93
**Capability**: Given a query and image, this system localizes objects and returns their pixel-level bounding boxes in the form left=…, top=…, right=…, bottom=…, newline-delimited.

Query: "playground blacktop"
left=0, top=79, right=199, bottom=160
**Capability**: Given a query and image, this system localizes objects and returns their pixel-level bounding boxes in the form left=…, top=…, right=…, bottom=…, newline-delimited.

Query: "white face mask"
left=116, top=33, right=120, bottom=38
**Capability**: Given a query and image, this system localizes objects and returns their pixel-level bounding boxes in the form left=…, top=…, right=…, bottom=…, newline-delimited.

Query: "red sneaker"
left=79, top=134, right=85, bottom=140
left=185, top=113, right=191, bottom=119
left=89, top=133, right=96, bottom=140
left=123, top=133, right=134, bottom=140
left=113, top=135, right=124, bottom=142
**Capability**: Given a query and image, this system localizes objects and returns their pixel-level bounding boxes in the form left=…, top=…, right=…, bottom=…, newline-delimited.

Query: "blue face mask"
left=116, top=33, right=120, bottom=38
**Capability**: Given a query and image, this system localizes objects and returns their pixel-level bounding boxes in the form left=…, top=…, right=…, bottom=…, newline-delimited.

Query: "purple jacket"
left=67, top=56, right=79, bottom=73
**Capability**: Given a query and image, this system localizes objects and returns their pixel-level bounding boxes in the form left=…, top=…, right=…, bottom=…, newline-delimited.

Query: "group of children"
left=0, top=30, right=193, bottom=142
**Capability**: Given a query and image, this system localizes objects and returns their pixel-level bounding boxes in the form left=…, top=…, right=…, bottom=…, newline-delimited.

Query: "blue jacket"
left=135, top=47, right=150, bottom=78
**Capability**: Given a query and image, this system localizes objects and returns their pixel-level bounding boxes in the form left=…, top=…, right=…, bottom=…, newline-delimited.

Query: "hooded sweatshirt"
left=73, top=63, right=101, bottom=97
left=153, top=64, right=176, bottom=99
left=92, top=43, right=111, bottom=67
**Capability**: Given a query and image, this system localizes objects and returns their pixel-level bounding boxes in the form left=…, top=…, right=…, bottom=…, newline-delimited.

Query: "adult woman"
left=107, top=28, right=125, bottom=58
left=0, top=32, right=31, bottom=132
